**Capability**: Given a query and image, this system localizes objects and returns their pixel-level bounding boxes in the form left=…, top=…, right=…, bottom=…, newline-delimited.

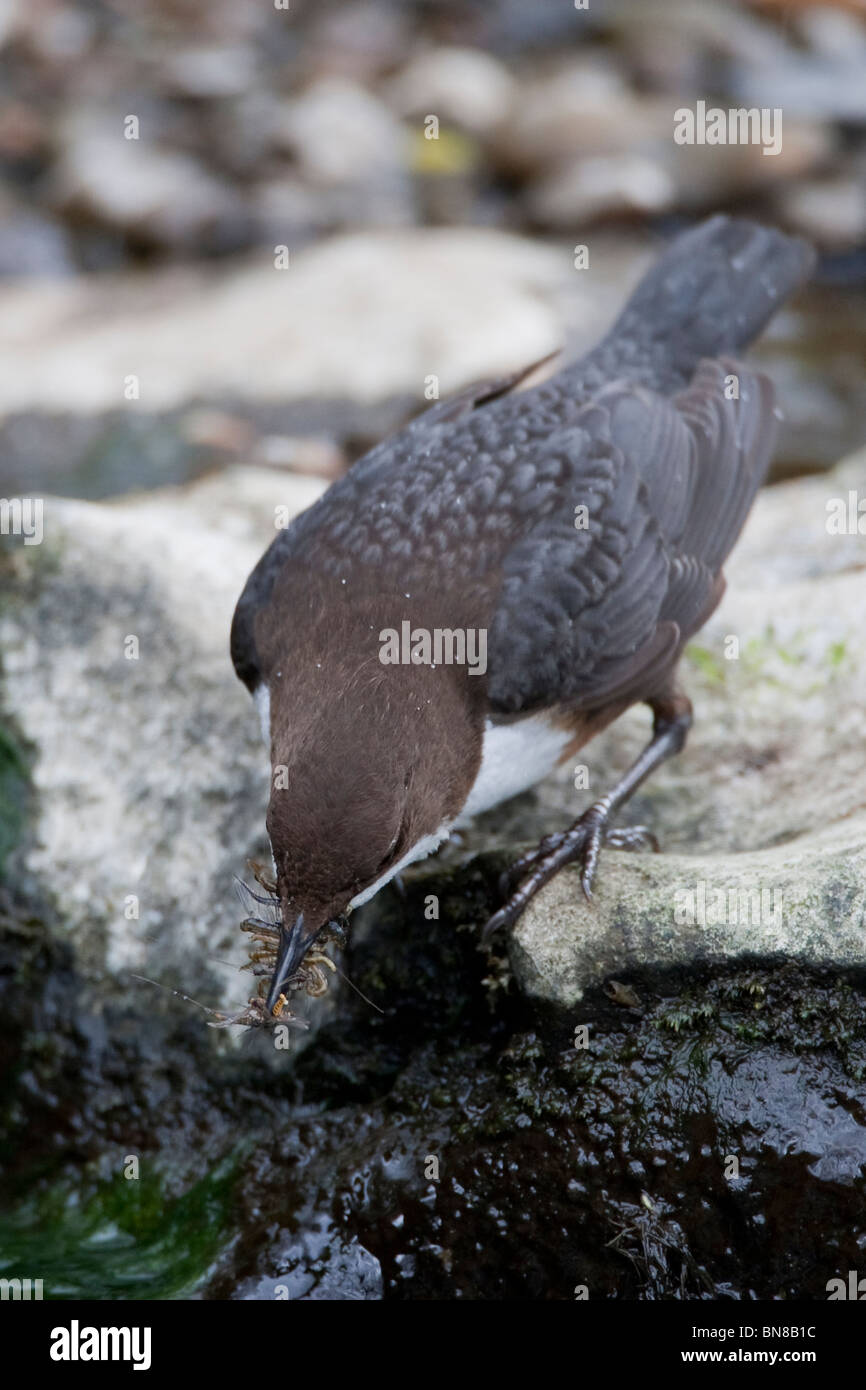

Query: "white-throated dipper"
left=231, top=216, right=814, bottom=1015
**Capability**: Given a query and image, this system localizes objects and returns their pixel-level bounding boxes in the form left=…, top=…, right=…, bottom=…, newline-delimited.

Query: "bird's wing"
left=229, top=353, right=561, bottom=690
left=486, top=357, right=778, bottom=714
left=232, top=350, right=777, bottom=713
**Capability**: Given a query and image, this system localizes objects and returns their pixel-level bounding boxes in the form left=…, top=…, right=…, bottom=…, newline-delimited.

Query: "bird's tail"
left=595, top=216, right=815, bottom=388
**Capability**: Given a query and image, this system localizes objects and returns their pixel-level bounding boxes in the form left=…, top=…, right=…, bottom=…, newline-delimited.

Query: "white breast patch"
left=455, top=714, right=572, bottom=825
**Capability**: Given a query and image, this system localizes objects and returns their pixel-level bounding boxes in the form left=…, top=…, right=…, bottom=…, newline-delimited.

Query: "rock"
left=666, top=119, right=832, bottom=207
left=796, top=6, right=866, bottom=63
left=387, top=46, right=516, bottom=135
left=10, top=1, right=94, bottom=62
left=620, top=22, right=705, bottom=93
left=493, top=63, right=672, bottom=174
left=276, top=79, right=407, bottom=187
left=527, top=153, right=675, bottom=226
left=199, top=937, right=866, bottom=1300
left=0, top=229, right=567, bottom=412
left=609, top=0, right=794, bottom=68
left=776, top=173, right=866, bottom=251
left=486, top=447, right=866, bottom=1006
left=201, top=90, right=284, bottom=184
left=251, top=174, right=339, bottom=241
left=49, top=112, right=244, bottom=249
left=733, top=52, right=866, bottom=122
left=306, top=1, right=410, bottom=83
left=124, top=463, right=326, bottom=545
left=511, top=815, right=866, bottom=1009
left=162, top=44, right=257, bottom=99
left=0, top=99, right=50, bottom=161
left=0, top=467, right=323, bottom=1008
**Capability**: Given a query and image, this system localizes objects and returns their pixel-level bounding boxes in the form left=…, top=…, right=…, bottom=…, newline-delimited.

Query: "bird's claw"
left=483, top=812, right=658, bottom=940
left=604, top=825, right=660, bottom=854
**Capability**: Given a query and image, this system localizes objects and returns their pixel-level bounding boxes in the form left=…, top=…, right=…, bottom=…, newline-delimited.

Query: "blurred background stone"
left=0, top=0, right=861, bottom=489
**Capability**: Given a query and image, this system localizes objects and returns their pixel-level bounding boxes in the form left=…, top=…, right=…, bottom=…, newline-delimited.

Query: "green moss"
left=646, top=967, right=866, bottom=1078
left=0, top=544, right=43, bottom=880
left=828, top=640, right=847, bottom=668
left=655, top=997, right=716, bottom=1034
left=684, top=643, right=725, bottom=684
left=0, top=1151, right=246, bottom=1299
left=0, top=721, right=31, bottom=880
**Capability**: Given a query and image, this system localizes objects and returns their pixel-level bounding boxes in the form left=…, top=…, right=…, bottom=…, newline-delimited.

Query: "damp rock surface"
left=2, top=854, right=865, bottom=1300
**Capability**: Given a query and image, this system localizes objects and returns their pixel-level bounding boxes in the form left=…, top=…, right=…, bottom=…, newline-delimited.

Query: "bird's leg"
left=483, top=692, right=692, bottom=938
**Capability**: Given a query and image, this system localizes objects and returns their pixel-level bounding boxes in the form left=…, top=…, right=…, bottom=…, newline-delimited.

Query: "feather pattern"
left=231, top=217, right=813, bottom=723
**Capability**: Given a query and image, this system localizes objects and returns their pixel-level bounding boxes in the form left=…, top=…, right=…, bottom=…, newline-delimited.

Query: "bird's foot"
left=483, top=805, right=658, bottom=939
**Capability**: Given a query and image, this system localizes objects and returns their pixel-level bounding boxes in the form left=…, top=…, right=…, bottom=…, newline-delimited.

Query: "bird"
left=230, top=215, right=815, bottom=1017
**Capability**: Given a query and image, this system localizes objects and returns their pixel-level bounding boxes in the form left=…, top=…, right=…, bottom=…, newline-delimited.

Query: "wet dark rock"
left=2, top=839, right=830, bottom=1305
left=188, top=886, right=866, bottom=1300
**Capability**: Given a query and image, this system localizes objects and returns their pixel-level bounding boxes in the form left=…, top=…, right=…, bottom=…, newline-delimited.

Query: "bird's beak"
left=264, top=912, right=319, bottom=1017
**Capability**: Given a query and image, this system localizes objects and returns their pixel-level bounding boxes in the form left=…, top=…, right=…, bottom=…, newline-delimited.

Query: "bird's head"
left=260, top=651, right=484, bottom=1015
